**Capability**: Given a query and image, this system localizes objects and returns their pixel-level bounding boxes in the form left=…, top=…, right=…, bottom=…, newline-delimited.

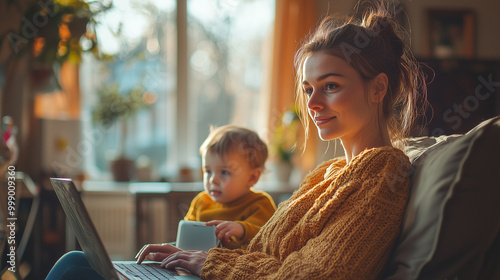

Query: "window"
left=81, top=0, right=275, bottom=180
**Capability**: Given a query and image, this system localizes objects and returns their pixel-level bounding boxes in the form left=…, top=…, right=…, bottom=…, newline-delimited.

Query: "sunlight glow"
left=95, top=0, right=174, bottom=55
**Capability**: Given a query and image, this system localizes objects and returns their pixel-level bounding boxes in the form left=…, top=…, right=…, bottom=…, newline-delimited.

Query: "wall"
left=309, top=0, right=500, bottom=167
left=316, top=0, right=500, bottom=59
left=0, top=1, right=37, bottom=176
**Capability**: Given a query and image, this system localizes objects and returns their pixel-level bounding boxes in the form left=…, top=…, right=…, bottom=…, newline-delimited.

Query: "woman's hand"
left=205, top=220, right=244, bottom=243
left=160, top=250, right=208, bottom=276
left=135, top=243, right=182, bottom=264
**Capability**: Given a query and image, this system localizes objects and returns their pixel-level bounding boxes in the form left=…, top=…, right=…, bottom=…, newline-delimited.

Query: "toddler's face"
left=202, top=150, right=256, bottom=204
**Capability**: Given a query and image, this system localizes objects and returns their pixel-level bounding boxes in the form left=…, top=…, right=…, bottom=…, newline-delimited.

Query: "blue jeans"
left=45, top=251, right=104, bottom=280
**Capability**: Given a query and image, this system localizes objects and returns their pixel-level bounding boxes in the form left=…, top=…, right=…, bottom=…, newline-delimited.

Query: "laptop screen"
left=50, top=178, right=120, bottom=280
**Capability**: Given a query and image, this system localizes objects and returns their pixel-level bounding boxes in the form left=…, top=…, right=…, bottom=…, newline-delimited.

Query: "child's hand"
left=205, top=220, right=244, bottom=243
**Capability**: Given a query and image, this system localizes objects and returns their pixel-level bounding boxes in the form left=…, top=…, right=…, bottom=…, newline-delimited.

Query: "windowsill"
left=82, top=180, right=204, bottom=194
left=82, top=179, right=297, bottom=194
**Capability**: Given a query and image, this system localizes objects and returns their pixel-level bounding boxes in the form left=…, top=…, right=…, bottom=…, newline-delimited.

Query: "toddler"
left=184, top=125, right=276, bottom=249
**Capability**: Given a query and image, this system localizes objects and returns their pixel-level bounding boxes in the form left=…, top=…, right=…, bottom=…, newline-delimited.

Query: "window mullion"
left=174, top=0, right=197, bottom=176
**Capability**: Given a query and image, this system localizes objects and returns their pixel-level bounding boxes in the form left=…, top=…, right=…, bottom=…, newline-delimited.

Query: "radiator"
left=82, top=192, right=136, bottom=260
left=82, top=192, right=170, bottom=260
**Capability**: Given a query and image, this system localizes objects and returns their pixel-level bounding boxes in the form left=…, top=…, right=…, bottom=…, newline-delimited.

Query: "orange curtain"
left=269, top=0, right=318, bottom=172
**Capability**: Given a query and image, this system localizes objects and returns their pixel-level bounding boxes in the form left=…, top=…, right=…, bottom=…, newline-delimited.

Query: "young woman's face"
left=202, top=150, right=256, bottom=204
left=302, top=51, right=377, bottom=142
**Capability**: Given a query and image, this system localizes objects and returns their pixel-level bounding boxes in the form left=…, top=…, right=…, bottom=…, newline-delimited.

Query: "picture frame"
left=425, top=9, right=475, bottom=59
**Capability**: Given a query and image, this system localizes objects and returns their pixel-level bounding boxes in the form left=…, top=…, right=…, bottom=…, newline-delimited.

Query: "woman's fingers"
left=136, top=244, right=154, bottom=263
left=160, top=250, right=208, bottom=276
left=136, top=245, right=154, bottom=263
left=145, top=252, right=171, bottom=262
left=135, top=244, right=181, bottom=264
left=162, top=258, right=192, bottom=271
left=161, top=251, right=182, bottom=267
left=135, top=244, right=148, bottom=258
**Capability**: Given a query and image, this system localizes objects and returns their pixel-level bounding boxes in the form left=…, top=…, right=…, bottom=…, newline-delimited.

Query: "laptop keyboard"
left=114, top=262, right=178, bottom=279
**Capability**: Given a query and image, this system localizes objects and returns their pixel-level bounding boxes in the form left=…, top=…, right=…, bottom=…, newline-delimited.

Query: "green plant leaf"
left=92, top=84, right=147, bottom=128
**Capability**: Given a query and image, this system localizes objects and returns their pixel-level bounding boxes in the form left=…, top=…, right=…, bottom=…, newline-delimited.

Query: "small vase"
left=110, top=157, right=134, bottom=182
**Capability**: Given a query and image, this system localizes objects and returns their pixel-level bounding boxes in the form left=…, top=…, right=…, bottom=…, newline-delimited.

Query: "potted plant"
left=269, top=108, right=300, bottom=183
left=92, top=84, right=146, bottom=181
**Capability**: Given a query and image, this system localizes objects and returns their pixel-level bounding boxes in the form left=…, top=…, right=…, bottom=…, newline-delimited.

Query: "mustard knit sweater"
left=184, top=190, right=276, bottom=249
left=200, top=147, right=410, bottom=280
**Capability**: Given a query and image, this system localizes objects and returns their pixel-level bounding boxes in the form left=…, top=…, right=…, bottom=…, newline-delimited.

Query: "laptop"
left=50, top=178, right=202, bottom=280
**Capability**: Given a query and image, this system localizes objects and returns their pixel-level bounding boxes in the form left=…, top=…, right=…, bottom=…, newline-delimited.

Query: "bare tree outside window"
left=81, top=0, right=274, bottom=180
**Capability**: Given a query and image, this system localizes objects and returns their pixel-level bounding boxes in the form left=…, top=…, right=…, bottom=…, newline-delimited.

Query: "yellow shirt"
left=184, top=190, right=276, bottom=249
left=201, top=147, right=411, bottom=280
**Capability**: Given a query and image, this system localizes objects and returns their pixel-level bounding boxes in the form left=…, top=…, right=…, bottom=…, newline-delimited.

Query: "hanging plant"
left=2, top=0, right=112, bottom=66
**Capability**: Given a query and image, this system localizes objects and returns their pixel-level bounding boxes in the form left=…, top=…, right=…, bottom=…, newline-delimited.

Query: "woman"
left=48, top=4, right=427, bottom=280
left=135, top=5, right=426, bottom=280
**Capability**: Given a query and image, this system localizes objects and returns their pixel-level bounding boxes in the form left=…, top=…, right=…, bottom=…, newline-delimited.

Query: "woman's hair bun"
left=363, top=11, right=405, bottom=58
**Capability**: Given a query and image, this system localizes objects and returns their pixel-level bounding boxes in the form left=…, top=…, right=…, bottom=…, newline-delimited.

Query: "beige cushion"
left=384, top=116, right=500, bottom=280
left=402, top=135, right=461, bottom=162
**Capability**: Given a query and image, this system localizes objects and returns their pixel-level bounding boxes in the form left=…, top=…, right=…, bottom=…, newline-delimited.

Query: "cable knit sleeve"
left=200, top=147, right=410, bottom=280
